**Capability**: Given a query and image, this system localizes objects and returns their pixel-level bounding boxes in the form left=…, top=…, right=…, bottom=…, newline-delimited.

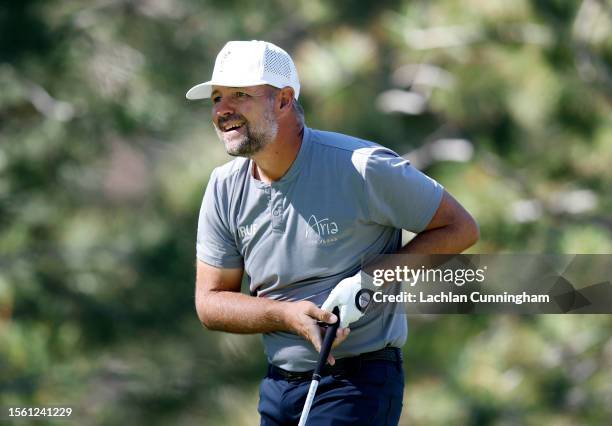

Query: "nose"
left=213, top=97, right=235, bottom=121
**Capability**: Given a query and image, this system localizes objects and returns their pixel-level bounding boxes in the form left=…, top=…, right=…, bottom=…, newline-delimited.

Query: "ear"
left=278, top=87, right=294, bottom=111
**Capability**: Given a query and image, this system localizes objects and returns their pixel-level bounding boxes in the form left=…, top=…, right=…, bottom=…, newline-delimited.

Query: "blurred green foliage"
left=1, top=0, right=611, bottom=425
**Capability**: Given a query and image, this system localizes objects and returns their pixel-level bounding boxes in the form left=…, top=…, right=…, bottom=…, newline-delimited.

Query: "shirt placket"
left=270, top=186, right=285, bottom=232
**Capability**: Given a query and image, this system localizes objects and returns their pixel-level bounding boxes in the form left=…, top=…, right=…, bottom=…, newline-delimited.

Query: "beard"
left=214, top=105, right=278, bottom=157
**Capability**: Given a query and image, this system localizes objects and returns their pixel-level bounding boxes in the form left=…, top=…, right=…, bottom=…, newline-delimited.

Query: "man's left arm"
left=321, top=153, right=479, bottom=326
left=399, top=189, right=479, bottom=254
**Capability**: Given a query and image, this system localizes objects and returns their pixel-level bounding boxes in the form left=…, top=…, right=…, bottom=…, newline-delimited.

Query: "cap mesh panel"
left=264, top=47, right=291, bottom=79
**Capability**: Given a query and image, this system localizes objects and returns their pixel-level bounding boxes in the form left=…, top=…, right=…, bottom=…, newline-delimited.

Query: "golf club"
left=298, top=306, right=341, bottom=426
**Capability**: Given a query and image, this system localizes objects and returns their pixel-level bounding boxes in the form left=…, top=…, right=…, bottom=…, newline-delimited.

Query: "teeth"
left=224, top=124, right=242, bottom=131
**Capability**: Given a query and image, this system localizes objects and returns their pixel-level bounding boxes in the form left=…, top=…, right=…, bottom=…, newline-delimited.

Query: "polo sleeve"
left=196, top=169, right=243, bottom=268
left=363, top=149, right=444, bottom=233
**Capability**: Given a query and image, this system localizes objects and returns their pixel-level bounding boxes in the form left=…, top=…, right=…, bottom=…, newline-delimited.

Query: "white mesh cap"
left=186, top=40, right=300, bottom=100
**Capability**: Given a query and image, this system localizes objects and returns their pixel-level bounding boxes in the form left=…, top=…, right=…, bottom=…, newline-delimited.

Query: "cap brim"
left=186, top=80, right=298, bottom=100
left=185, top=82, right=213, bottom=100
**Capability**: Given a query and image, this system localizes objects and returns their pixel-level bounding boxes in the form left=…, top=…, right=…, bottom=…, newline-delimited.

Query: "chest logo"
left=305, top=215, right=339, bottom=238
left=238, top=223, right=258, bottom=238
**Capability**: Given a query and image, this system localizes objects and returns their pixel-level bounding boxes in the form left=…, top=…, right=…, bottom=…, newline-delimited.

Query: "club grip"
left=313, top=307, right=340, bottom=377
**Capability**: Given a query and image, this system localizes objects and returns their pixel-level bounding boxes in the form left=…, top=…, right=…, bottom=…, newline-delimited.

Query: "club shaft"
left=297, top=379, right=319, bottom=426
left=298, top=307, right=340, bottom=425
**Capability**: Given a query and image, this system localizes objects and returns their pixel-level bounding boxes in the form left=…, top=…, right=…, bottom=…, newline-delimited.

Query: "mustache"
left=217, top=114, right=246, bottom=129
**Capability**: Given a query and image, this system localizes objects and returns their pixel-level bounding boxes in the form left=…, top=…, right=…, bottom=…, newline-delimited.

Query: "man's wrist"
left=266, top=300, right=293, bottom=333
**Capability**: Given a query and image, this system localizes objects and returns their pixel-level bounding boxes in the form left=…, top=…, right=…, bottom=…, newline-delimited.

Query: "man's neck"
left=252, top=125, right=304, bottom=183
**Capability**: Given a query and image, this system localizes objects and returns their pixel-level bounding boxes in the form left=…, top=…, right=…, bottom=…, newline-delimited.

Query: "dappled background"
left=1, top=0, right=611, bottom=424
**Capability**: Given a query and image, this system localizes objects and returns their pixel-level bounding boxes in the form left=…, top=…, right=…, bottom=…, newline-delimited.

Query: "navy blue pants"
left=258, top=359, right=404, bottom=425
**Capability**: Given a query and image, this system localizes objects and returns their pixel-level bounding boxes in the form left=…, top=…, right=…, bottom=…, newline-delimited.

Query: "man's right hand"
left=282, top=300, right=350, bottom=365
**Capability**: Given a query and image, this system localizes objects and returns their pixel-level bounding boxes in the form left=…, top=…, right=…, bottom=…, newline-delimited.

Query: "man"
left=188, top=40, right=478, bottom=425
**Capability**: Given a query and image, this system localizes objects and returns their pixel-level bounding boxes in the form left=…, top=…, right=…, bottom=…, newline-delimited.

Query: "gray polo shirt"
left=197, top=126, right=443, bottom=371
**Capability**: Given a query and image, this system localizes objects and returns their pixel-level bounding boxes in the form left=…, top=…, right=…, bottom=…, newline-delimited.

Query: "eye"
left=212, top=95, right=221, bottom=104
left=235, top=91, right=249, bottom=98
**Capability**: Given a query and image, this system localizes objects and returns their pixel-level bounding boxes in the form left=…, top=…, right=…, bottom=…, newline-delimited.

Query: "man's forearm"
left=196, top=288, right=340, bottom=354
left=196, top=290, right=290, bottom=334
left=400, top=222, right=478, bottom=254
left=364, top=223, right=479, bottom=275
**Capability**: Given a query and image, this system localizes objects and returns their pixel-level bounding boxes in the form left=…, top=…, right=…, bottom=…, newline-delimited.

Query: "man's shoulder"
left=310, top=128, right=380, bottom=152
left=308, top=128, right=399, bottom=173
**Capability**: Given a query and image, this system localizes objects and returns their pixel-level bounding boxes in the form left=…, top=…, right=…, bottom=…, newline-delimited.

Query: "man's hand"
left=321, top=273, right=372, bottom=328
left=283, top=300, right=350, bottom=365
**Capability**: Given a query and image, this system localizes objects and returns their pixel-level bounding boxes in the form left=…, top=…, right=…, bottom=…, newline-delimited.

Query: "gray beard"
left=216, top=125, right=271, bottom=157
left=214, top=108, right=278, bottom=157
